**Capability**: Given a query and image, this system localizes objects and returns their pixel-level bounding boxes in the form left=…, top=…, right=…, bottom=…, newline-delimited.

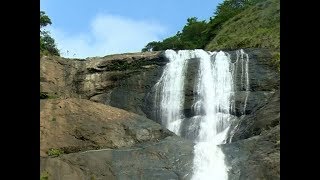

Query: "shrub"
left=47, top=148, right=64, bottom=157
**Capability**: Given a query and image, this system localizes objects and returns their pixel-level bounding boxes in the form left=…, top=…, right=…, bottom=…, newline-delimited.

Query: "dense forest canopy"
left=141, top=0, right=269, bottom=52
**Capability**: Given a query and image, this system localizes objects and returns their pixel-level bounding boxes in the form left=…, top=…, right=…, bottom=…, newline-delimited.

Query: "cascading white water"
left=191, top=50, right=232, bottom=180
left=155, top=49, right=249, bottom=180
left=243, top=50, right=250, bottom=113
left=235, top=49, right=250, bottom=113
left=228, top=50, right=250, bottom=143
left=154, top=50, right=192, bottom=135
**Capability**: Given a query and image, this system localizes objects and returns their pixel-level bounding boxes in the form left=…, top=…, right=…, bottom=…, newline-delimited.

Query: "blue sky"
left=41, top=0, right=223, bottom=58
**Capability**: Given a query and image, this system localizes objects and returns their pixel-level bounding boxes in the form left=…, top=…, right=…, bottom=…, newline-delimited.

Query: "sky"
left=40, top=0, right=223, bottom=58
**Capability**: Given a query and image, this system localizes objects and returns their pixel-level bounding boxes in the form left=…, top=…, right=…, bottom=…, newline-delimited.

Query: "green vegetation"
left=47, top=148, right=64, bottom=157
left=142, top=0, right=279, bottom=52
left=47, top=94, right=59, bottom=99
left=203, top=0, right=265, bottom=46
left=40, top=92, right=59, bottom=99
left=271, top=51, right=280, bottom=71
left=51, top=117, right=56, bottom=122
left=40, top=171, right=49, bottom=180
left=142, top=17, right=209, bottom=51
left=206, top=0, right=279, bottom=51
left=40, top=11, right=60, bottom=56
left=167, top=17, right=207, bottom=49
left=40, top=92, right=49, bottom=99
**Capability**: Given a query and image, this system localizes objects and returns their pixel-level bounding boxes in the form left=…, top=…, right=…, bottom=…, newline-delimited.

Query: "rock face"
left=41, top=136, right=193, bottom=180
left=220, top=49, right=280, bottom=179
left=40, top=98, right=194, bottom=179
left=40, top=52, right=195, bottom=180
left=227, top=89, right=280, bottom=143
left=40, top=98, right=174, bottom=156
left=40, top=48, right=280, bottom=179
left=226, top=48, right=280, bottom=116
left=222, top=90, right=280, bottom=180
left=149, top=48, right=279, bottom=120
left=40, top=48, right=279, bottom=119
left=40, top=56, right=83, bottom=99
left=222, top=125, right=280, bottom=180
left=40, top=51, right=168, bottom=117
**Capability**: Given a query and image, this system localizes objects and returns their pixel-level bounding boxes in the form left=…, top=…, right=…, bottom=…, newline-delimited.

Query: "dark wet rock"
left=229, top=48, right=280, bottom=92
left=222, top=125, right=280, bottom=180
left=109, top=66, right=165, bottom=117
left=41, top=136, right=194, bottom=180
left=232, top=90, right=275, bottom=116
left=222, top=88, right=280, bottom=180
left=220, top=48, right=280, bottom=180
left=227, top=89, right=280, bottom=143
left=183, top=58, right=201, bottom=118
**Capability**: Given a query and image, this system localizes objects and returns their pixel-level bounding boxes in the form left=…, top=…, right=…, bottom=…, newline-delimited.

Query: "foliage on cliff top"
left=206, top=0, right=279, bottom=51
left=141, top=0, right=271, bottom=52
left=40, top=11, right=60, bottom=57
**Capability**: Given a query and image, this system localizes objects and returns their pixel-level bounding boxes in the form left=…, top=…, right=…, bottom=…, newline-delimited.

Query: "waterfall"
left=190, top=50, right=232, bottom=180
left=233, top=49, right=250, bottom=114
left=228, top=50, right=250, bottom=143
left=154, top=50, right=190, bottom=135
left=154, top=49, right=249, bottom=180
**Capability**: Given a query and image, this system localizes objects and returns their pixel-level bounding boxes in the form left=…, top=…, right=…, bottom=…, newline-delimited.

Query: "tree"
left=141, top=0, right=263, bottom=51
left=40, top=31, right=60, bottom=56
left=161, top=36, right=185, bottom=50
left=40, top=11, right=52, bottom=29
left=142, top=41, right=162, bottom=52
left=179, top=17, right=208, bottom=49
left=40, top=11, right=59, bottom=56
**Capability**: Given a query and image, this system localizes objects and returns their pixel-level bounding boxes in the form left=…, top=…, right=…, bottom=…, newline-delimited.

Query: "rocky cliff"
left=40, top=51, right=168, bottom=116
left=40, top=98, right=193, bottom=179
left=40, top=48, right=279, bottom=179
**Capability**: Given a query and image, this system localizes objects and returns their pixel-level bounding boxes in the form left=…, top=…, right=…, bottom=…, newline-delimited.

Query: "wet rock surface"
left=222, top=125, right=280, bottom=180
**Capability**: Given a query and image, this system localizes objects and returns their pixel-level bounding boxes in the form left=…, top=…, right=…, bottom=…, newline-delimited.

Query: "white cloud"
left=47, top=14, right=167, bottom=58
